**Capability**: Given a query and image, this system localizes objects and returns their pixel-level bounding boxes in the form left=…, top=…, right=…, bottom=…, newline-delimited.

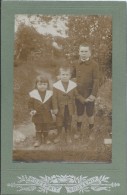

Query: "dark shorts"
left=75, top=99, right=94, bottom=117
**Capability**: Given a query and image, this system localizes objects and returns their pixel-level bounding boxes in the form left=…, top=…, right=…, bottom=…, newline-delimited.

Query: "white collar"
left=29, top=89, right=53, bottom=103
left=53, top=80, right=77, bottom=93
left=80, top=58, right=89, bottom=62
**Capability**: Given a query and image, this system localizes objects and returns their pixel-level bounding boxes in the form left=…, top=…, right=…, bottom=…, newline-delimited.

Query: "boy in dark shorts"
left=72, top=43, right=99, bottom=139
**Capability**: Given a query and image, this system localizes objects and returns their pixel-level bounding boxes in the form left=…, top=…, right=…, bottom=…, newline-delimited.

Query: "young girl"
left=28, top=75, right=53, bottom=147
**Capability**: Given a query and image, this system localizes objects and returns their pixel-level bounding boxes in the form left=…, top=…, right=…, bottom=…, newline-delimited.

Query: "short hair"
left=79, top=43, right=92, bottom=51
left=59, top=65, right=72, bottom=74
left=35, top=75, right=49, bottom=88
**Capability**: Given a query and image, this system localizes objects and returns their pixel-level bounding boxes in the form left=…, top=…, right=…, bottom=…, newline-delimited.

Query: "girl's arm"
left=28, top=97, right=37, bottom=115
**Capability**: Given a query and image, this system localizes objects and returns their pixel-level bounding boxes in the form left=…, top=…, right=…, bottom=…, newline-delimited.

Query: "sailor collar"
left=79, top=58, right=90, bottom=65
left=29, top=89, right=53, bottom=103
left=53, top=80, right=77, bottom=93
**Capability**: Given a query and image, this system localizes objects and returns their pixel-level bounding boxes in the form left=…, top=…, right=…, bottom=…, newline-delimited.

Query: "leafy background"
left=14, top=15, right=112, bottom=126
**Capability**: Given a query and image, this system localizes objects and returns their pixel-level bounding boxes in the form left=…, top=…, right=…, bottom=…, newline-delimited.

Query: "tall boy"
left=52, top=65, right=84, bottom=143
left=72, top=43, right=99, bottom=139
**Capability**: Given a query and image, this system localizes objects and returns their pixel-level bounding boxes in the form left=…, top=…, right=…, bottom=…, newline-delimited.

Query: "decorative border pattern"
left=7, top=175, right=120, bottom=193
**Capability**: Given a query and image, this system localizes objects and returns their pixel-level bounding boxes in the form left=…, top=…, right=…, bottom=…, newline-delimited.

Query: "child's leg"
left=43, top=132, right=51, bottom=144
left=86, top=101, right=95, bottom=129
left=42, top=124, right=51, bottom=144
left=54, top=113, right=63, bottom=143
left=34, top=123, right=42, bottom=147
left=54, top=126, right=62, bottom=143
left=64, top=106, right=72, bottom=143
left=74, top=115, right=84, bottom=140
left=74, top=99, right=85, bottom=139
left=65, top=124, right=72, bottom=143
left=88, top=116, right=94, bottom=129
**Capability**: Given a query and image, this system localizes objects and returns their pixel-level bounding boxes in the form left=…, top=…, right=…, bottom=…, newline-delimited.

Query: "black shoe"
left=54, top=136, right=60, bottom=143
left=89, top=124, right=94, bottom=129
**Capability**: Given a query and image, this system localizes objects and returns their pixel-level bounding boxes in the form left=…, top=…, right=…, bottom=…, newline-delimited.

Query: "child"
left=28, top=75, right=53, bottom=147
left=72, top=43, right=99, bottom=139
left=52, top=65, right=84, bottom=143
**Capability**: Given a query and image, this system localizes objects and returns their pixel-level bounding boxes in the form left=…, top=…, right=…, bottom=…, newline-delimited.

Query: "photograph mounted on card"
left=1, top=1, right=126, bottom=195
left=13, top=14, right=112, bottom=162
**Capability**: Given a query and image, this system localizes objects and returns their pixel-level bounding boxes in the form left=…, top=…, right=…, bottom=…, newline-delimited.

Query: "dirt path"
left=13, top=117, right=112, bottom=163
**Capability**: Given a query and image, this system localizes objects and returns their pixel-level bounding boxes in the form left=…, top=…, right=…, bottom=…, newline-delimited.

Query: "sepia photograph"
left=13, top=14, right=112, bottom=162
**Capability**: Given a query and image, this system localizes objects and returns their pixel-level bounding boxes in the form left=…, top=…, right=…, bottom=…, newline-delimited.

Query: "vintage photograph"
left=13, top=14, right=112, bottom=162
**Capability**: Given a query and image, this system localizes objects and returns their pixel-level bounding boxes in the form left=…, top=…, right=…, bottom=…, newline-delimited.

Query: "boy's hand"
left=30, top=110, right=37, bottom=116
left=86, top=95, right=96, bottom=102
left=52, top=109, right=58, bottom=115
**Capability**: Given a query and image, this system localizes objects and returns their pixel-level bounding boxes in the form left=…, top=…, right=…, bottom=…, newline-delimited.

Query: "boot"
left=66, top=126, right=72, bottom=144
left=74, top=126, right=81, bottom=140
left=45, top=138, right=51, bottom=145
left=66, top=133, right=72, bottom=143
left=88, top=124, right=94, bottom=138
left=74, top=131, right=80, bottom=139
left=43, top=132, right=51, bottom=145
left=89, top=124, right=94, bottom=129
left=34, top=132, right=42, bottom=147
left=54, top=134, right=61, bottom=143
left=54, top=127, right=62, bottom=144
